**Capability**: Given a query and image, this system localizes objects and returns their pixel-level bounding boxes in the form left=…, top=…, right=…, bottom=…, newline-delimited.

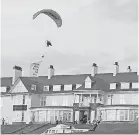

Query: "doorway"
left=79, top=111, right=88, bottom=123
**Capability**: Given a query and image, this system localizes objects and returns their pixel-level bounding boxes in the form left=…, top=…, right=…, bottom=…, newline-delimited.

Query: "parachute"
left=33, top=9, right=62, bottom=27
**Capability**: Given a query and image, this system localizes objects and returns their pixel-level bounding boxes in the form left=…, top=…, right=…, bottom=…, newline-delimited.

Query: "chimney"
left=13, top=66, right=22, bottom=84
left=91, top=63, right=98, bottom=76
left=48, top=65, right=54, bottom=79
left=127, top=66, right=132, bottom=72
left=114, top=62, right=119, bottom=75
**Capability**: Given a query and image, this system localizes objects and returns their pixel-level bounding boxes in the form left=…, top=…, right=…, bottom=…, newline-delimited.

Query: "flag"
left=30, top=61, right=42, bottom=77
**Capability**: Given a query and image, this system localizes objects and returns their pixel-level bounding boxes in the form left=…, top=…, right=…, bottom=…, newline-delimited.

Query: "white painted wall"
left=46, top=94, right=74, bottom=106
left=12, top=94, right=31, bottom=124
left=10, top=80, right=28, bottom=93
left=1, top=95, right=13, bottom=124
left=105, top=92, right=138, bottom=105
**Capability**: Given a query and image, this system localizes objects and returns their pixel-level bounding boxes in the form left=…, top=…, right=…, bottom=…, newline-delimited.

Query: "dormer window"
left=53, top=85, right=61, bottom=91
left=121, top=82, right=129, bottom=89
left=43, top=86, right=49, bottom=91
left=64, top=85, right=72, bottom=91
left=85, top=76, right=92, bottom=88
left=31, top=84, right=36, bottom=91
left=110, top=83, right=116, bottom=89
left=132, top=82, right=138, bottom=89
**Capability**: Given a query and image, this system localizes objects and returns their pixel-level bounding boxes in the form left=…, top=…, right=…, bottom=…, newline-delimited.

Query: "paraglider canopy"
left=33, top=9, right=62, bottom=27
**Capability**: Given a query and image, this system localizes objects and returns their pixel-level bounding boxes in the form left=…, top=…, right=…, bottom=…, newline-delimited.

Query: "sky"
left=1, top=0, right=138, bottom=77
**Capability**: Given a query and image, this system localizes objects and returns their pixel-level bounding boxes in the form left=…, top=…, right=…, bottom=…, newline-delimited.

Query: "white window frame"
left=43, top=86, right=49, bottom=91
left=64, top=85, right=72, bottom=91
left=53, top=85, right=61, bottom=91
left=31, top=84, right=36, bottom=91
left=0, top=87, right=7, bottom=92
left=40, top=96, right=46, bottom=106
left=120, top=95, right=125, bottom=104
left=132, top=82, right=138, bottom=89
left=110, top=83, right=116, bottom=89
left=121, top=82, right=129, bottom=89
left=85, top=81, right=91, bottom=88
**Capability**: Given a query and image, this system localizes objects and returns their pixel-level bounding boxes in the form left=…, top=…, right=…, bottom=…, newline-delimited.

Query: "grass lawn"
left=1, top=122, right=138, bottom=134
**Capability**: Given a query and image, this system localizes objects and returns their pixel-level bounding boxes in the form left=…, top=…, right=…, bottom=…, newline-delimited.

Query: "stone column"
left=96, top=93, right=98, bottom=103
left=74, top=94, right=76, bottom=103
left=90, top=94, right=92, bottom=103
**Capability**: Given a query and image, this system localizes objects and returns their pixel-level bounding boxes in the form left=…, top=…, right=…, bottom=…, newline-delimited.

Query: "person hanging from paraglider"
left=46, top=40, right=52, bottom=47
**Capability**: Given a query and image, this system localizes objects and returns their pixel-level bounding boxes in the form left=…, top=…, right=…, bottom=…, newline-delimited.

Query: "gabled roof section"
left=85, top=76, right=92, bottom=82
left=0, top=77, right=12, bottom=87
left=77, top=75, right=110, bottom=91
left=20, top=77, right=45, bottom=94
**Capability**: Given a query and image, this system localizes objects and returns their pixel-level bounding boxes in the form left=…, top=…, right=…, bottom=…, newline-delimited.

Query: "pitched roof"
left=95, top=72, right=138, bottom=83
left=94, top=73, right=114, bottom=83
left=0, top=77, right=12, bottom=87
left=40, top=74, right=90, bottom=85
left=115, top=72, right=138, bottom=82
left=20, top=77, right=45, bottom=94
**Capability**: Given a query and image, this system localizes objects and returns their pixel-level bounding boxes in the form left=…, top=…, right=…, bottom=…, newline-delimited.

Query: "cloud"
left=92, top=0, right=138, bottom=22
left=1, top=0, right=138, bottom=77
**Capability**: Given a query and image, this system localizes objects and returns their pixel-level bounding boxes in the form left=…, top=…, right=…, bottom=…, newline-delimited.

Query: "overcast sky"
left=1, top=0, right=138, bottom=77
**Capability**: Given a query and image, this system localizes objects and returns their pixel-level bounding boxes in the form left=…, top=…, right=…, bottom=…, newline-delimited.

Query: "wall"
left=1, top=95, right=13, bottom=124
left=46, top=94, right=74, bottom=106
left=105, top=92, right=138, bottom=105
left=31, top=94, right=41, bottom=107
left=12, top=94, right=31, bottom=124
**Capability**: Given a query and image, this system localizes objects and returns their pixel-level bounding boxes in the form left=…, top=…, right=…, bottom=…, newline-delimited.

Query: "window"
left=129, top=110, right=134, bottom=121
left=31, top=84, right=36, bottom=91
left=120, top=110, right=125, bottom=121
left=23, top=95, right=25, bottom=104
left=131, top=94, right=137, bottom=104
left=52, top=100, right=57, bottom=106
left=43, top=86, right=49, bottom=91
left=64, top=85, right=72, bottom=91
left=132, top=82, right=138, bottom=89
left=40, top=96, right=46, bottom=106
left=121, top=83, right=129, bottom=89
left=110, top=83, right=116, bottom=89
left=120, top=95, right=125, bottom=104
left=53, top=85, right=61, bottom=91
left=85, top=82, right=91, bottom=88
left=107, top=94, right=113, bottom=105
left=125, top=110, right=128, bottom=121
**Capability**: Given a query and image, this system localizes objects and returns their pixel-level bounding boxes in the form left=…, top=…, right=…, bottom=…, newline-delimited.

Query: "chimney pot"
left=13, top=66, right=22, bottom=71
left=127, top=66, right=132, bottom=72
left=50, top=65, right=53, bottom=69
left=114, top=62, right=119, bottom=66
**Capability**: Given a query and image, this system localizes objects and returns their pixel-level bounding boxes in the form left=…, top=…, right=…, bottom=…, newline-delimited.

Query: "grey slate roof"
left=0, top=77, right=13, bottom=87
